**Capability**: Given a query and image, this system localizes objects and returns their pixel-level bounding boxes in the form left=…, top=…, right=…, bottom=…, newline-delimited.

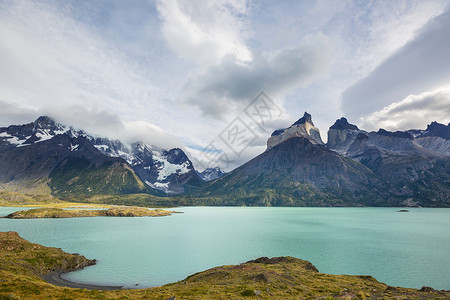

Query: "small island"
left=3, top=206, right=177, bottom=219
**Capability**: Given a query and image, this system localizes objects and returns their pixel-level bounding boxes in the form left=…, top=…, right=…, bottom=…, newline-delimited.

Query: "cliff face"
left=267, top=112, right=324, bottom=149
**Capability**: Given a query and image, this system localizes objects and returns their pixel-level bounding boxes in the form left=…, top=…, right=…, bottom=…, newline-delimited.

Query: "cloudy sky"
left=1, top=0, right=449, bottom=170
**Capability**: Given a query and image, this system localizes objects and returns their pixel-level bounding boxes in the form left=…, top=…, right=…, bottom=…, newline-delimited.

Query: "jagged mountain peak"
left=377, top=129, right=413, bottom=139
left=197, top=166, right=226, bottom=182
left=34, top=115, right=55, bottom=125
left=292, top=112, right=314, bottom=126
left=330, top=117, right=359, bottom=131
left=267, top=112, right=323, bottom=149
left=425, top=121, right=450, bottom=139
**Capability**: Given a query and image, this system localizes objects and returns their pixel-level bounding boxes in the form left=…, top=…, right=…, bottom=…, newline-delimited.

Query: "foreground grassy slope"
left=4, top=207, right=176, bottom=218
left=0, top=232, right=448, bottom=299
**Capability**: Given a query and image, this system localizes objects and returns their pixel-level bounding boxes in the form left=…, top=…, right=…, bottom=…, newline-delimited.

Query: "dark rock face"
left=330, top=117, right=359, bottom=130
left=377, top=129, right=413, bottom=139
left=424, top=121, right=449, bottom=139
left=327, top=118, right=360, bottom=152
left=292, top=112, right=314, bottom=126
left=271, top=129, right=285, bottom=137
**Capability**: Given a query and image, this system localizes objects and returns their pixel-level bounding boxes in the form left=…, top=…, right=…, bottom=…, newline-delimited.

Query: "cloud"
left=341, top=10, right=450, bottom=120
left=0, top=0, right=163, bottom=124
left=0, top=101, right=182, bottom=150
left=180, top=33, right=333, bottom=119
left=0, top=101, right=38, bottom=127
left=43, top=105, right=182, bottom=150
left=156, top=0, right=252, bottom=64
left=360, top=88, right=450, bottom=131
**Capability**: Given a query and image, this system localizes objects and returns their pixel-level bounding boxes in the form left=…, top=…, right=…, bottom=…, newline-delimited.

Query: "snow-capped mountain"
left=0, top=116, right=201, bottom=194
left=196, top=166, right=226, bottom=182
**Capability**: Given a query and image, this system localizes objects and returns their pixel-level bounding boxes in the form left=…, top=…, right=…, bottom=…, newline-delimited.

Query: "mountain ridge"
left=1, top=114, right=449, bottom=207
left=0, top=116, right=201, bottom=196
left=196, top=115, right=449, bottom=207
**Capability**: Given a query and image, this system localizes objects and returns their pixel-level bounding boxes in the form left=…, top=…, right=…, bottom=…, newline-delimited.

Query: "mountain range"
left=199, top=113, right=449, bottom=207
left=0, top=114, right=448, bottom=207
left=0, top=116, right=202, bottom=196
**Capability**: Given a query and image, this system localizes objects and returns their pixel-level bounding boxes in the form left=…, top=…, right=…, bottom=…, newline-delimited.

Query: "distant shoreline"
left=43, top=271, right=123, bottom=290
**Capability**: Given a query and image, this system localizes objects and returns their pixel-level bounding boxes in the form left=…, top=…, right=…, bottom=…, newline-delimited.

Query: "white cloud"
left=180, top=33, right=333, bottom=119
left=360, top=88, right=450, bottom=131
left=354, top=0, right=446, bottom=74
left=341, top=10, right=450, bottom=120
left=0, top=101, right=38, bottom=127
left=42, top=104, right=182, bottom=150
left=0, top=0, right=164, bottom=123
left=0, top=0, right=186, bottom=150
left=156, top=0, right=252, bottom=65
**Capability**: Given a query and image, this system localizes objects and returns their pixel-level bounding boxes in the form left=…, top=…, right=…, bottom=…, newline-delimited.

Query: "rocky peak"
left=164, top=148, right=190, bottom=165
left=327, top=117, right=362, bottom=152
left=292, top=112, right=314, bottom=126
left=34, top=116, right=55, bottom=127
left=196, top=166, right=226, bottom=182
left=424, top=121, right=449, bottom=139
left=267, top=112, right=323, bottom=149
left=330, top=117, right=359, bottom=131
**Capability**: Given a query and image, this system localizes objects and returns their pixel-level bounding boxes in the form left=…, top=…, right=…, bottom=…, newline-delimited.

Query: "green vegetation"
left=60, top=193, right=179, bottom=208
left=4, top=207, right=176, bottom=219
left=0, top=232, right=448, bottom=299
left=48, top=157, right=151, bottom=197
left=0, top=191, right=62, bottom=206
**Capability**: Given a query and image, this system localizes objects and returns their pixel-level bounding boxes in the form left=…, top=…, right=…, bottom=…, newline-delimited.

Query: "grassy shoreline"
left=0, top=231, right=448, bottom=299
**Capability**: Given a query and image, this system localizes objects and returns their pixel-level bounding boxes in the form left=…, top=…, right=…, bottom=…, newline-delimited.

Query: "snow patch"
left=94, top=145, right=109, bottom=151
left=7, top=136, right=29, bottom=145
left=153, top=155, right=190, bottom=180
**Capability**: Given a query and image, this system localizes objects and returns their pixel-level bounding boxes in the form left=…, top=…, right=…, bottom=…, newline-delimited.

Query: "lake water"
left=1, top=207, right=449, bottom=290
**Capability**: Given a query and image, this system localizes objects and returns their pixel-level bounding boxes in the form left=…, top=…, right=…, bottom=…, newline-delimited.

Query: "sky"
left=1, top=0, right=449, bottom=171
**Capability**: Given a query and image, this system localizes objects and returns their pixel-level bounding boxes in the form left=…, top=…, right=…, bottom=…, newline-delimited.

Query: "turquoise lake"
left=1, top=207, right=449, bottom=290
